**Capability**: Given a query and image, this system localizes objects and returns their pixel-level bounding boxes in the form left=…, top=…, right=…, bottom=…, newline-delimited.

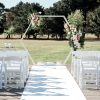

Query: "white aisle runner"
left=21, top=65, right=86, bottom=100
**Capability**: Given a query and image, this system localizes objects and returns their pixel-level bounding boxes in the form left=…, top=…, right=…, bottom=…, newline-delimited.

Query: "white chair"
left=4, top=56, right=25, bottom=88
left=71, top=53, right=81, bottom=83
left=0, top=57, right=3, bottom=89
left=8, top=50, right=29, bottom=82
left=79, top=56, right=99, bottom=89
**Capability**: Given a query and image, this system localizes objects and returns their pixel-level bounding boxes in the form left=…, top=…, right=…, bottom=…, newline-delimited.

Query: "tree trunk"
left=56, top=34, right=58, bottom=40
left=6, top=34, right=10, bottom=39
left=33, top=34, right=36, bottom=39
left=21, top=34, right=22, bottom=39
left=47, top=33, right=50, bottom=39
left=81, top=8, right=87, bottom=48
left=28, top=34, right=30, bottom=39
left=59, top=34, right=63, bottom=40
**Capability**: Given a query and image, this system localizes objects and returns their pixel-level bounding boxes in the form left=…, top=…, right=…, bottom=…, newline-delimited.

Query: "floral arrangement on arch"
left=64, top=23, right=82, bottom=51
left=31, top=13, right=39, bottom=24
left=28, top=13, right=40, bottom=28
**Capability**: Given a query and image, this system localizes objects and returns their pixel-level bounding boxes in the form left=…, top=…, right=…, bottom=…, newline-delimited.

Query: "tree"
left=0, top=2, right=5, bottom=34
left=44, top=0, right=72, bottom=40
left=0, top=2, right=5, bottom=13
left=3, top=11, right=15, bottom=38
left=68, top=10, right=84, bottom=30
left=53, top=0, right=71, bottom=17
left=39, top=17, right=65, bottom=40
left=39, top=18, right=52, bottom=39
left=5, top=25, right=15, bottom=39
left=87, top=6, right=100, bottom=39
left=10, top=1, right=44, bottom=38
left=45, top=0, right=71, bottom=16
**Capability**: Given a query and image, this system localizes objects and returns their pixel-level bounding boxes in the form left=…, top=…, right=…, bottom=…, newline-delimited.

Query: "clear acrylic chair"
left=6, top=50, right=29, bottom=83
left=4, top=56, right=25, bottom=88
left=71, top=52, right=81, bottom=83
left=79, top=56, right=99, bottom=89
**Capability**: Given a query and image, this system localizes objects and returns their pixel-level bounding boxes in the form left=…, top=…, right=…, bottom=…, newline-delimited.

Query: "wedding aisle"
left=21, top=64, right=86, bottom=100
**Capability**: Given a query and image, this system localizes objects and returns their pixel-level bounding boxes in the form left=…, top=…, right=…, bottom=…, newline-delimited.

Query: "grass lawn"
left=25, top=40, right=70, bottom=63
left=0, top=39, right=70, bottom=63
left=84, top=41, right=100, bottom=51
left=0, top=39, right=100, bottom=64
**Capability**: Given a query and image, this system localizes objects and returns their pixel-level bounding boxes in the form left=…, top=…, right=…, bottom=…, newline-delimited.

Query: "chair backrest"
left=4, top=56, right=23, bottom=71
left=81, top=56, right=99, bottom=66
left=81, top=56, right=98, bottom=61
left=4, top=56, right=22, bottom=62
left=5, top=50, right=29, bottom=65
left=72, top=51, right=100, bottom=59
left=0, top=57, right=3, bottom=61
left=80, top=56, right=99, bottom=76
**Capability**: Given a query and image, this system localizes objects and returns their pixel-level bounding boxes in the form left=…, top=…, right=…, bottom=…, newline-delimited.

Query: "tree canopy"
left=0, top=0, right=99, bottom=45
left=4, top=1, right=44, bottom=38
left=87, top=6, right=100, bottom=38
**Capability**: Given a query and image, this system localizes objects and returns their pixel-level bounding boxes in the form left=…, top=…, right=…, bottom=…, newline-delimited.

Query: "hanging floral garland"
left=64, top=23, right=82, bottom=51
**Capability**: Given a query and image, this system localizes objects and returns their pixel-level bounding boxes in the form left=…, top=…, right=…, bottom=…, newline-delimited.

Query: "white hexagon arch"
left=20, top=15, right=72, bottom=65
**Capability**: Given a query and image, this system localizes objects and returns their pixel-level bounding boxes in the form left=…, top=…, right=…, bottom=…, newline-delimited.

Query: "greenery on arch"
left=65, top=10, right=84, bottom=51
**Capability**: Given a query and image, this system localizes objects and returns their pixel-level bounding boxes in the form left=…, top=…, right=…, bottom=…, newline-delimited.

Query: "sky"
left=0, top=0, right=60, bottom=8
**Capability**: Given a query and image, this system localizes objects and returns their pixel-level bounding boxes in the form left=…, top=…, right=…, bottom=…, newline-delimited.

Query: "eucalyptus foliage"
left=66, top=10, right=84, bottom=50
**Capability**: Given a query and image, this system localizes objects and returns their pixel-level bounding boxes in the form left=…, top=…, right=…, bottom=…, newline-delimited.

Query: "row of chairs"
left=0, top=50, right=29, bottom=89
left=71, top=51, right=100, bottom=89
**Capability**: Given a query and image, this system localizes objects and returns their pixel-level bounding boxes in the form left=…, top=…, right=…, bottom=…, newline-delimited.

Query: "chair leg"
left=4, top=73, right=7, bottom=88
left=0, top=80, right=2, bottom=89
